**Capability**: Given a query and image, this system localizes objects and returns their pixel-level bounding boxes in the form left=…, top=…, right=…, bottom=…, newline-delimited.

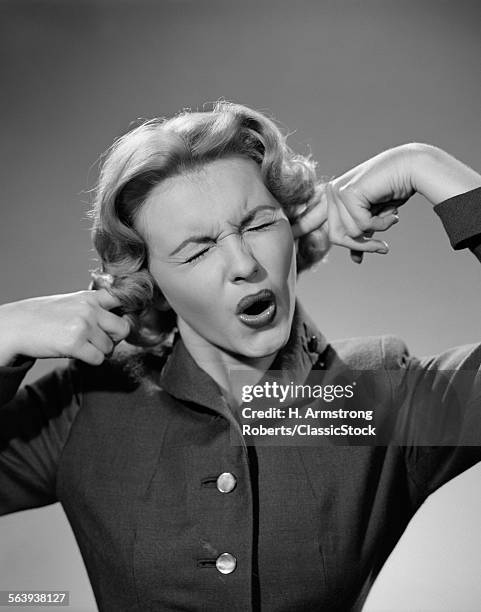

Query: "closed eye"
left=246, top=221, right=276, bottom=232
left=184, top=220, right=276, bottom=263
left=185, top=246, right=212, bottom=264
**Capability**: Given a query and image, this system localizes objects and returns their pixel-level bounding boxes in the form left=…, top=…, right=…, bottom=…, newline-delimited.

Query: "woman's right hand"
left=0, top=289, right=130, bottom=366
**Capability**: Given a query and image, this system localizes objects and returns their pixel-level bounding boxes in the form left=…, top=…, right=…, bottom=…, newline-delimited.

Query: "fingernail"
left=379, top=207, right=399, bottom=218
left=376, top=241, right=389, bottom=254
left=392, top=214, right=399, bottom=223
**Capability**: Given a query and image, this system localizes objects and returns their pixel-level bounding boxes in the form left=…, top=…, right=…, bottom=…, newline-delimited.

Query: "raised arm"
left=291, top=145, right=481, bottom=498
left=0, top=359, right=81, bottom=514
left=0, top=288, right=130, bottom=515
left=291, top=143, right=481, bottom=263
left=0, top=288, right=130, bottom=366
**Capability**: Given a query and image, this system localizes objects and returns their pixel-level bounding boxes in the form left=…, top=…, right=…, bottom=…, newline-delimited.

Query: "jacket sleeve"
left=384, top=186, right=481, bottom=503
left=382, top=338, right=481, bottom=503
left=433, top=185, right=481, bottom=260
left=0, top=359, right=82, bottom=516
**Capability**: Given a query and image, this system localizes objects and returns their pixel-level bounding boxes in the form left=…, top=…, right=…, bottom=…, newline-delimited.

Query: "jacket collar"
left=159, top=300, right=328, bottom=416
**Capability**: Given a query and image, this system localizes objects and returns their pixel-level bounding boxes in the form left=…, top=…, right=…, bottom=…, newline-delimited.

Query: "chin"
left=238, top=325, right=290, bottom=360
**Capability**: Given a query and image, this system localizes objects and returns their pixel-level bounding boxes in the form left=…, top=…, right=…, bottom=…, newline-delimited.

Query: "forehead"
left=136, top=156, right=276, bottom=242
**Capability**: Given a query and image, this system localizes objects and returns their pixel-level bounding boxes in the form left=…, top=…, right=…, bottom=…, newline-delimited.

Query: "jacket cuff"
left=0, top=357, right=36, bottom=405
left=433, top=186, right=481, bottom=261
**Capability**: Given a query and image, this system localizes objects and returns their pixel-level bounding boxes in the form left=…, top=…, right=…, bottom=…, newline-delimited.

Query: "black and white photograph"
left=1, top=1, right=481, bottom=610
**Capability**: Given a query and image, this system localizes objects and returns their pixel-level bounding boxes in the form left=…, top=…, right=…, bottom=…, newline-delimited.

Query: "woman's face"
left=135, top=155, right=297, bottom=359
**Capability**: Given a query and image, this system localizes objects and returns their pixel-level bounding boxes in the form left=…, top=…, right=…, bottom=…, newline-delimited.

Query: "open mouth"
left=236, top=289, right=277, bottom=328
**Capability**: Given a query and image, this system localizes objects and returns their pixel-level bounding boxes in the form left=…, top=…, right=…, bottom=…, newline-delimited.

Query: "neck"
left=177, top=320, right=277, bottom=407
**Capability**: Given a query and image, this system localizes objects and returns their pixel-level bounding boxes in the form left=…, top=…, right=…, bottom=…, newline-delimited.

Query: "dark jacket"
left=1, top=187, right=481, bottom=611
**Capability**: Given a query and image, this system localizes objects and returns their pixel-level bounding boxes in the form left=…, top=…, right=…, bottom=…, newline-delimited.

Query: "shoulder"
left=327, top=334, right=410, bottom=370
left=71, top=340, right=171, bottom=395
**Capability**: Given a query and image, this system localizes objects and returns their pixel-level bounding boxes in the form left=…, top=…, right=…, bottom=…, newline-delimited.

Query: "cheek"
left=252, top=220, right=295, bottom=278
left=149, top=262, right=218, bottom=319
left=149, top=220, right=295, bottom=312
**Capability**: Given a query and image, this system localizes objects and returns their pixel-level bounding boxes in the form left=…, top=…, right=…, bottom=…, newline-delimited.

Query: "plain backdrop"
left=1, top=0, right=481, bottom=610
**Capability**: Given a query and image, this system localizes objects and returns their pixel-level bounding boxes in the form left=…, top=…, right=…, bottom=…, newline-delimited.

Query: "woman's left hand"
left=291, top=143, right=481, bottom=263
left=292, top=144, right=416, bottom=263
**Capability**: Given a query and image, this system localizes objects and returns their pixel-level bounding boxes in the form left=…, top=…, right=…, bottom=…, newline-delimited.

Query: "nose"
left=224, top=233, right=260, bottom=283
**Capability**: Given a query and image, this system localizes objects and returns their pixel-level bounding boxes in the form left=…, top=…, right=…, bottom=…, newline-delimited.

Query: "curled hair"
left=88, top=101, right=329, bottom=349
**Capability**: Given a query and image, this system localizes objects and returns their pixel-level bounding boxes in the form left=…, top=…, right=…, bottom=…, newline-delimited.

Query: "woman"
left=1, top=102, right=481, bottom=611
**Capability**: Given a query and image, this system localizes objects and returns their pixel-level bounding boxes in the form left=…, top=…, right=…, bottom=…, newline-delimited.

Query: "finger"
left=373, top=206, right=400, bottom=231
left=92, top=288, right=122, bottom=311
left=368, top=213, right=399, bottom=232
left=327, top=183, right=389, bottom=253
left=89, top=326, right=115, bottom=356
left=326, top=183, right=348, bottom=241
left=350, top=230, right=374, bottom=264
left=75, top=342, right=106, bottom=366
left=337, top=186, right=399, bottom=233
left=371, top=198, right=407, bottom=214
left=343, top=235, right=389, bottom=253
left=333, top=194, right=365, bottom=239
left=377, top=206, right=398, bottom=218
left=96, top=307, right=131, bottom=342
left=333, top=190, right=397, bottom=247
left=350, top=251, right=363, bottom=264
left=291, top=196, right=328, bottom=240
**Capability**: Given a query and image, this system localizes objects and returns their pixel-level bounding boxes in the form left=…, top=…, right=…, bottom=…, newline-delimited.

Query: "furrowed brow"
left=239, top=204, right=278, bottom=229
left=168, top=234, right=215, bottom=257
left=169, top=204, right=278, bottom=257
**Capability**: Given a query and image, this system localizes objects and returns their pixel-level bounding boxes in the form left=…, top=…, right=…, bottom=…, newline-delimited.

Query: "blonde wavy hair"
left=89, top=101, right=329, bottom=349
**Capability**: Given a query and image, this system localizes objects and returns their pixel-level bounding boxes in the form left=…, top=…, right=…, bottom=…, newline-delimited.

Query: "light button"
left=216, top=472, right=237, bottom=493
left=216, top=552, right=237, bottom=574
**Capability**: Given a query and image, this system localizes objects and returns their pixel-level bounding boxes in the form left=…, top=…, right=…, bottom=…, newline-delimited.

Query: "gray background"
left=1, top=0, right=480, bottom=610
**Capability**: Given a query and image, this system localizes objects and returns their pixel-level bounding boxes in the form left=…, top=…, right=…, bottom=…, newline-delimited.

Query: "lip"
left=236, top=289, right=277, bottom=329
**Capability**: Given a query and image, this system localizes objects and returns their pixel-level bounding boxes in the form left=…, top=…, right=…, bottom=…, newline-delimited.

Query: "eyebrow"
left=168, top=204, right=278, bottom=257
